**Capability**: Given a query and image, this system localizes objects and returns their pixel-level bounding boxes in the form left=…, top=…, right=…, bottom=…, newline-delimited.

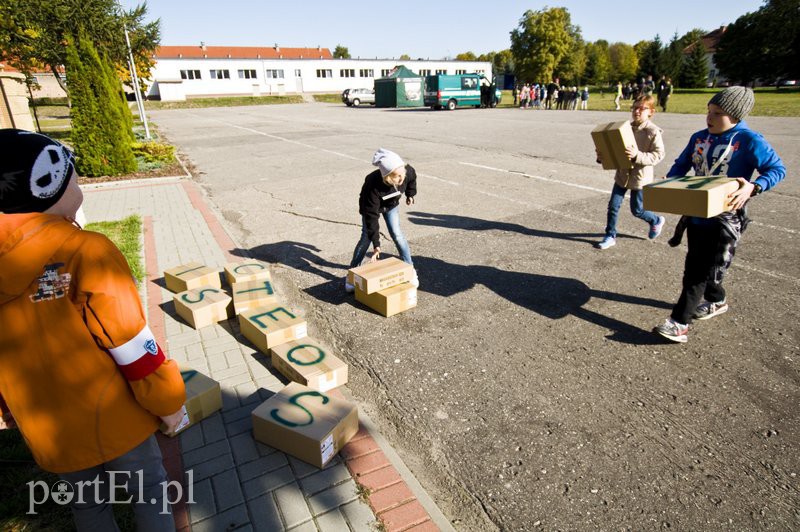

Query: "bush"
left=131, top=141, right=174, bottom=164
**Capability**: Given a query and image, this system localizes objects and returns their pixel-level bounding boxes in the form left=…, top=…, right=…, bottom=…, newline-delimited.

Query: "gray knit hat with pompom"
left=708, top=86, right=755, bottom=121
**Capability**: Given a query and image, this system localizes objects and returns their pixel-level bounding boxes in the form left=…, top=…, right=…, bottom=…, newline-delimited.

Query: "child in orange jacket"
left=0, top=129, right=186, bottom=530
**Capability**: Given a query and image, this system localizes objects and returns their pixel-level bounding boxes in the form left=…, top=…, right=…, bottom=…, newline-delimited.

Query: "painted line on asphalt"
left=224, top=122, right=363, bottom=161
left=460, top=161, right=610, bottom=193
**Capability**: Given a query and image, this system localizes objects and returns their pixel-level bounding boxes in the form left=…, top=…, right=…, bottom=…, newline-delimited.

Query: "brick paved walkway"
left=81, top=177, right=450, bottom=532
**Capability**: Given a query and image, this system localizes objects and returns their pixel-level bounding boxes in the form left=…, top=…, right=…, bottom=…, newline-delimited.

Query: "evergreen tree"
left=680, top=39, right=709, bottom=88
left=659, top=32, right=684, bottom=85
left=637, top=35, right=663, bottom=78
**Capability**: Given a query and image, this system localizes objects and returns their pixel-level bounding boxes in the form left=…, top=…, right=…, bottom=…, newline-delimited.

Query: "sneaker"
left=654, top=318, right=689, bottom=343
left=595, top=236, right=616, bottom=250
left=409, top=270, right=419, bottom=288
left=694, top=300, right=728, bottom=320
left=344, top=279, right=355, bottom=293
left=649, top=216, right=665, bottom=239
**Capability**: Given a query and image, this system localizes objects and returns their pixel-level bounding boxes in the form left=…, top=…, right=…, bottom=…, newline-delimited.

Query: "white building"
left=146, top=45, right=493, bottom=100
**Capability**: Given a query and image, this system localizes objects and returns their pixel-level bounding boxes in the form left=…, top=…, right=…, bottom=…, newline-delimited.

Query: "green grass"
left=144, top=94, right=304, bottom=110
left=85, top=215, right=145, bottom=284
left=313, top=93, right=343, bottom=103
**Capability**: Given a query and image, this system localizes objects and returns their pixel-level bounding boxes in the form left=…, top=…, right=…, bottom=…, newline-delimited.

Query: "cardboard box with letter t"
left=348, top=257, right=414, bottom=294
left=270, top=338, right=348, bottom=393
left=252, top=382, right=358, bottom=468
left=231, top=279, right=278, bottom=315
left=161, top=366, right=222, bottom=437
left=239, top=305, right=307, bottom=353
left=591, top=121, right=636, bottom=170
left=173, top=287, right=232, bottom=329
left=355, top=283, right=417, bottom=317
left=164, top=262, right=221, bottom=293
left=643, top=175, right=741, bottom=218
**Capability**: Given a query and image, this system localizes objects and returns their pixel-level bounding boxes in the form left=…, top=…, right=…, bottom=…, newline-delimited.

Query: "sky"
left=123, top=0, right=766, bottom=59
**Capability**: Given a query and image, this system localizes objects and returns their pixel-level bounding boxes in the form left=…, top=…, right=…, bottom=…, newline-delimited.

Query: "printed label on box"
left=407, top=291, right=417, bottom=305
left=320, top=433, right=335, bottom=465
left=173, top=405, right=190, bottom=434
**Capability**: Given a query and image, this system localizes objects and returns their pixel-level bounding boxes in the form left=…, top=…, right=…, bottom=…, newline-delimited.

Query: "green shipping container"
left=374, top=65, right=424, bottom=108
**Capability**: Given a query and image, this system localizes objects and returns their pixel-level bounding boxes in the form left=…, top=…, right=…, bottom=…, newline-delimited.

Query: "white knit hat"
left=372, top=148, right=404, bottom=177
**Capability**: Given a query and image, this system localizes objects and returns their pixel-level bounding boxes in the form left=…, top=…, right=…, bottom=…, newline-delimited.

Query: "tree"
left=608, top=42, right=638, bottom=82
left=510, top=7, right=576, bottom=83
left=680, top=38, right=709, bottom=88
left=492, top=49, right=515, bottom=75
left=658, top=32, right=684, bottom=84
left=637, top=35, right=663, bottom=78
left=584, top=40, right=611, bottom=84
left=0, top=0, right=159, bottom=95
left=455, top=51, right=477, bottom=61
left=398, top=54, right=411, bottom=60
left=556, top=26, right=586, bottom=83
left=333, top=44, right=350, bottom=59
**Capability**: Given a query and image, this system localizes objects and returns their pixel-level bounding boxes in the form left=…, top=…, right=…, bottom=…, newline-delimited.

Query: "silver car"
left=345, top=88, right=375, bottom=107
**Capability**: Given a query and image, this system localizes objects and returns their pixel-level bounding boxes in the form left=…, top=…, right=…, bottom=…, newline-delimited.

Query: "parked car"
left=344, top=88, right=375, bottom=107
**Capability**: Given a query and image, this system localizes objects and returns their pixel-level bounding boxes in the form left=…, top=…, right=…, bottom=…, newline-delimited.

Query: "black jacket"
left=358, top=165, right=417, bottom=248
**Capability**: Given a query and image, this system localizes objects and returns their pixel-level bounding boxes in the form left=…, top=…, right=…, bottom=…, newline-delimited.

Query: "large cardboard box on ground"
left=252, top=382, right=358, bottom=468
left=348, top=257, right=414, bottom=294
left=232, top=279, right=278, bottom=315
left=643, top=175, right=740, bottom=218
left=164, top=262, right=221, bottom=293
left=355, top=282, right=417, bottom=317
left=161, top=366, right=222, bottom=437
left=591, top=121, right=635, bottom=170
left=271, top=339, right=348, bottom=392
left=224, top=260, right=272, bottom=285
left=239, top=305, right=308, bottom=353
left=173, top=287, right=232, bottom=329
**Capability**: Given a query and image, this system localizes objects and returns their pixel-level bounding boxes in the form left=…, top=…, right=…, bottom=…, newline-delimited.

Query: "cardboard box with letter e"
left=591, top=121, right=636, bottom=170
left=239, top=305, right=307, bottom=353
left=355, top=283, right=417, bottom=317
left=173, top=287, right=232, bottom=329
left=164, top=262, right=221, bottom=293
left=271, top=339, right=348, bottom=392
left=224, top=260, right=272, bottom=285
left=643, top=175, right=740, bottom=218
left=252, top=382, right=358, bottom=468
left=232, top=279, right=278, bottom=315
left=348, top=257, right=414, bottom=294
left=161, top=366, right=222, bottom=437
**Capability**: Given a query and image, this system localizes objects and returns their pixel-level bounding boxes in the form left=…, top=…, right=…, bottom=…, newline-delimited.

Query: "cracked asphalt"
left=151, top=102, right=799, bottom=531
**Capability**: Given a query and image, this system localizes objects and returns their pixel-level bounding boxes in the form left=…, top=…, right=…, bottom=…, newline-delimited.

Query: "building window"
left=340, top=69, right=355, bottom=78
left=265, top=69, right=284, bottom=79
left=419, top=69, right=431, bottom=76
left=455, top=69, right=467, bottom=75
left=359, top=69, right=374, bottom=78
left=295, top=69, right=302, bottom=77
left=476, top=69, right=485, bottom=74
left=210, top=69, right=230, bottom=79
left=436, top=69, right=447, bottom=75
left=238, top=69, right=257, bottom=79
left=180, top=70, right=201, bottom=80
left=381, top=69, right=392, bottom=77
left=316, top=69, right=333, bottom=78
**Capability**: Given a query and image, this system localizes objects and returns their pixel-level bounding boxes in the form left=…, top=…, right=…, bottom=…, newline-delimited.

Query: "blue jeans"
left=58, top=435, right=175, bottom=531
left=350, top=206, right=413, bottom=268
left=605, top=183, right=659, bottom=238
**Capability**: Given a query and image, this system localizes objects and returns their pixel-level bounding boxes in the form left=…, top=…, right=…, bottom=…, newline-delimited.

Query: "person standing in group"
left=345, top=148, right=419, bottom=292
left=657, top=76, right=673, bottom=112
left=512, top=85, right=518, bottom=107
left=614, top=81, right=623, bottom=110
left=595, top=95, right=666, bottom=250
left=0, top=129, right=186, bottom=531
left=654, top=87, right=785, bottom=343
left=580, top=86, right=589, bottom=110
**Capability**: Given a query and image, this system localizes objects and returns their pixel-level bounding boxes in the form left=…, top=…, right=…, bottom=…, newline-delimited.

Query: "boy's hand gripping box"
left=270, top=339, right=348, bottom=393
left=252, top=382, right=358, bottom=468
left=239, top=305, right=308, bottom=354
left=161, top=366, right=222, bottom=437
left=355, top=282, right=417, bottom=317
left=173, top=287, right=232, bottom=329
left=164, top=262, right=221, bottom=293
left=591, top=121, right=636, bottom=170
left=643, top=175, right=741, bottom=218
left=347, top=257, right=414, bottom=295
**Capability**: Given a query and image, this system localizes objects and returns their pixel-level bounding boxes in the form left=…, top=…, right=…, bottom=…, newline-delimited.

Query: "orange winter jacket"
left=0, top=213, right=185, bottom=473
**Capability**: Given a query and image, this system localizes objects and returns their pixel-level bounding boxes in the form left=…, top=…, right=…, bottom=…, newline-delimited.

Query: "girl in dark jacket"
left=345, top=148, right=418, bottom=292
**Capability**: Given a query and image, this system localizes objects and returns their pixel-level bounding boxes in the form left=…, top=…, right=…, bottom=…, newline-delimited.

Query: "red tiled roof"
left=153, top=45, right=333, bottom=60
left=684, top=26, right=727, bottom=55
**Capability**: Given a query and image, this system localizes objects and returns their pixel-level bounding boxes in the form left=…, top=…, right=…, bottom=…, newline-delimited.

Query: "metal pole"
left=123, top=22, right=150, bottom=139
left=27, top=79, right=42, bottom=132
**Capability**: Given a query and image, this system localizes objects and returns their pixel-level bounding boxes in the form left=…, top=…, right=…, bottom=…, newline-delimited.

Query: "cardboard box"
left=173, top=287, right=232, bottom=329
left=591, top=121, right=636, bottom=170
left=252, top=382, right=358, bottom=468
left=161, top=367, right=222, bottom=437
left=348, top=257, right=414, bottom=295
left=643, top=175, right=740, bottom=218
left=232, top=279, right=279, bottom=315
left=224, top=260, right=272, bottom=285
left=271, top=339, right=348, bottom=393
left=164, top=262, right=221, bottom=293
left=239, top=305, right=308, bottom=353
left=355, top=282, right=417, bottom=317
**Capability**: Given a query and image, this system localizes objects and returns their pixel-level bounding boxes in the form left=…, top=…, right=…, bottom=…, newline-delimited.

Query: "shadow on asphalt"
left=407, top=211, right=644, bottom=245
left=233, top=242, right=347, bottom=283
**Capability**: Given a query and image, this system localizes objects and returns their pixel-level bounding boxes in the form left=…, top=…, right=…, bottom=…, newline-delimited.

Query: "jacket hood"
left=0, top=213, right=78, bottom=304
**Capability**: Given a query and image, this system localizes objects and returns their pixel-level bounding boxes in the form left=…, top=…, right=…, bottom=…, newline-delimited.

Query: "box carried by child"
left=252, top=382, right=359, bottom=468
left=355, top=282, right=417, bottom=317
left=161, top=366, right=222, bottom=437
left=271, top=339, right=348, bottom=393
left=348, top=257, right=414, bottom=294
left=591, top=121, right=636, bottom=170
left=643, top=175, right=740, bottom=218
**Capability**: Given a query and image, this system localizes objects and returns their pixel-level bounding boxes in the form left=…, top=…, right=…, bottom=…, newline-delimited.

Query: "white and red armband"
left=108, top=325, right=166, bottom=380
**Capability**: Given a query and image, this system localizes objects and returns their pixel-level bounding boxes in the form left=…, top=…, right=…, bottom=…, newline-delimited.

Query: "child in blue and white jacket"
left=654, top=86, right=786, bottom=343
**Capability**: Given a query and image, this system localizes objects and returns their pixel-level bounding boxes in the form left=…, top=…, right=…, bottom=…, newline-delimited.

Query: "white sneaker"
left=595, top=236, right=616, bottom=250
left=344, top=278, right=355, bottom=293
left=409, top=270, right=419, bottom=288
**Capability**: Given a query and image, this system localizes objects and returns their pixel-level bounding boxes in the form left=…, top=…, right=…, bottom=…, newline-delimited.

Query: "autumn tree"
left=584, top=41, right=611, bottom=84
left=455, top=51, right=477, bottom=61
left=608, top=42, right=638, bottom=83
left=510, top=7, right=577, bottom=83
